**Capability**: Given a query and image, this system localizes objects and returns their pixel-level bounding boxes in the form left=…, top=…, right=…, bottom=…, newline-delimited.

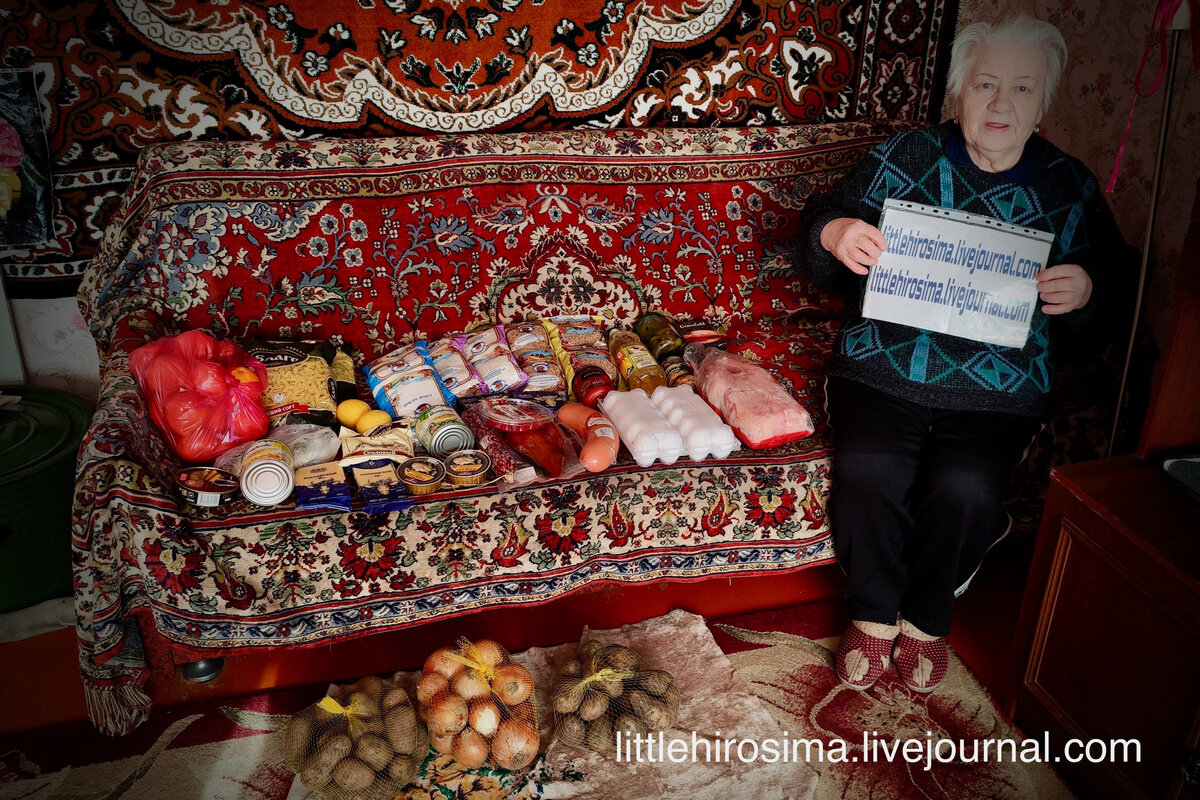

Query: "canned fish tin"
left=444, top=450, right=492, bottom=487
left=399, top=455, right=446, bottom=496
left=414, top=405, right=474, bottom=457
left=175, top=467, right=239, bottom=508
left=239, top=439, right=295, bottom=506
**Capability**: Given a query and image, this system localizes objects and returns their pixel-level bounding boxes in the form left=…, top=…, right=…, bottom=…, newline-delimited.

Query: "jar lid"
left=0, top=386, right=92, bottom=484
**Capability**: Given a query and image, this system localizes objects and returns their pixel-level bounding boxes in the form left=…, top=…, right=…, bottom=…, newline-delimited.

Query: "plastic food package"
left=598, top=389, right=685, bottom=467
left=272, top=423, right=341, bottom=468
left=453, top=325, right=529, bottom=395
left=366, top=342, right=456, bottom=419
left=246, top=339, right=355, bottom=429
left=428, top=336, right=484, bottom=400
left=283, top=674, right=427, bottom=800
left=505, top=321, right=567, bottom=394
left=683, top=343, right=815, bottom=449
left=551, top=639, right=681, bottom=754
left=461, top=405, right=538, bottom=487
left=417, top=638, right=541, bottom=771
left=129, top=329, right=270, bottom=463
left=649, top=385, right=738, bottom=461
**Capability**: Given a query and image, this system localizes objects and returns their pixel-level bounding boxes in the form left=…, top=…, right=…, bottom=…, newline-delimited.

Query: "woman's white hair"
left=945, top=15, right=1067, bottom=119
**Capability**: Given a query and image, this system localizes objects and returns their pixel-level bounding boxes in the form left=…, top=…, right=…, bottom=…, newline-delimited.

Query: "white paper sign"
left=861, top=199, right=1055, bottom=348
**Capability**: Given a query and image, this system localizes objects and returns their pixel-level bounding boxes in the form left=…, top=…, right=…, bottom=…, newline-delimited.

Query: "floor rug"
left=709, top=605, right=1077, bottom=800
left=0, top=605, right=1073, bottom=799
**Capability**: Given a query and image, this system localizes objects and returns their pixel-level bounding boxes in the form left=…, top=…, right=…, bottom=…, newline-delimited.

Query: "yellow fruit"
left=337, top=399, right=372, bottom=428
left=355, top=409, right=393, bottom=434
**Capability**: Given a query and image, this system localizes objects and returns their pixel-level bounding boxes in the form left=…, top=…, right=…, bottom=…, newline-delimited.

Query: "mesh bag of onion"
left=551, top=640, right=681, bottom=754
left=417, top=637, right=541, bottom=771
left=283, top=674, right=428, bottom=799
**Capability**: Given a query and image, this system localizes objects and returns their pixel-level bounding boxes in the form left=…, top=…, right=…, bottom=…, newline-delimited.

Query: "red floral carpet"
left=0, top=603, right=1073, bottom=799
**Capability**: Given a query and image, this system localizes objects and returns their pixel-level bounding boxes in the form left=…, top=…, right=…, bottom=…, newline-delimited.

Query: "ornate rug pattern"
left=1, top=0, right=958, bottom=290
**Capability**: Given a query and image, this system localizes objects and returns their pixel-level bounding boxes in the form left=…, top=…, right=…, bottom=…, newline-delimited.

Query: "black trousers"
left=826, top=376, right=1042, bottom=637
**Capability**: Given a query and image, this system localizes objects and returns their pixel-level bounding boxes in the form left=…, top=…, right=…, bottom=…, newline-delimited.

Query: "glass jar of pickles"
left=634, top=311, right=686, bottom=362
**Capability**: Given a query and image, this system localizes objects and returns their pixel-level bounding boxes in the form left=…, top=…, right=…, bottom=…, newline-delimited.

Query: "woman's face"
left=956, top=40, right=1047, bottom=172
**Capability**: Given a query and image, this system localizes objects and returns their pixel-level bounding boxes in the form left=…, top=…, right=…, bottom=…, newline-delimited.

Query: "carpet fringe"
left=85, top=681, right=152, bottom=737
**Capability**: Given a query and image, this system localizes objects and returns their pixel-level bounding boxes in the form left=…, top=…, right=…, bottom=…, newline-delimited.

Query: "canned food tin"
left=414, top=405, right=474, bottom=457
left=175, top=467, right=239, bottom=508
left=444, top=450, right=492, bottom=487
left=239, top=439, right=295, bottom=506
left=399, top=456, right=446, bottom=496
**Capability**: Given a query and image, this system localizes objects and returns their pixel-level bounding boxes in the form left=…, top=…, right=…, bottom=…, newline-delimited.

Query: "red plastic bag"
left=130, top=329, right=270, bottom=463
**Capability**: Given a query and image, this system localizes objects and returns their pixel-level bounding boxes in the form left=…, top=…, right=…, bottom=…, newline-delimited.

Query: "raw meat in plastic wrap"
left=683, top=343, right=814, bottom=449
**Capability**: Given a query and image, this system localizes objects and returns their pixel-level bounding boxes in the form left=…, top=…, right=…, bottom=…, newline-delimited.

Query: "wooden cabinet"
left=1011, top=458, right=1200, bottom=799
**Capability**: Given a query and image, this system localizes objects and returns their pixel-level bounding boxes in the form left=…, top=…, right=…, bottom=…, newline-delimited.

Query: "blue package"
left=350, top=458, right=413, bottom=513
left=293, top=462, right=353, bottom=512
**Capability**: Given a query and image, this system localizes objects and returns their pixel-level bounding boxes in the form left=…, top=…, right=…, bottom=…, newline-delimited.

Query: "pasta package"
left=247, top=339, right=355, bottom=429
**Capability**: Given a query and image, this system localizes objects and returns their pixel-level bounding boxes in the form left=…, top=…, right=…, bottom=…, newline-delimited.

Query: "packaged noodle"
left=551, top=638, right=681, bottom=754
left=247, top=339, right=356, bottom=429
left=283, top=674, right=427, bottom=800
left=418, top=638, right=540, bottom=771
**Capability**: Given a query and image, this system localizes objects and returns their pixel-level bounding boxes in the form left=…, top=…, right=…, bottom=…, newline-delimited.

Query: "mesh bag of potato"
left=284, top=674, right=428, bottom=799
left=416, top=637, right=540, bottom=771
left=551, top=640, right=681, bottom=754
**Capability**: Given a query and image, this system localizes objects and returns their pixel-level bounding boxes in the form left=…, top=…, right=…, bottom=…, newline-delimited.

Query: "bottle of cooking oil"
left=608, top=329, right=668, bottom=394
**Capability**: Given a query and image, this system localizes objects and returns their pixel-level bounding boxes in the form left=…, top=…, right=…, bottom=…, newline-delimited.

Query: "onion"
left=492, top=663, right=534, bottom=706
left=473, top=639, right=506, bottom=668
left=425, top=647, right=464, bottom=679
left=469, top=698, right=502, bottom=738
left=416, top=671, right=449, bottom=707
left=430, top=729, right=455, bottom=754
left=491, top=717, right=539, bottom=769
left=452, top=727, right=491, bottom=768
left=426, top=693, right=468, bottom=737
left=452, top=669, right=492, bottom=702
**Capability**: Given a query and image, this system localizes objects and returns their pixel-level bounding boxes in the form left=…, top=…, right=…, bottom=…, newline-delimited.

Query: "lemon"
left=336, top=399, right=372, bottom=428
left=354, top=409, right=393, bottom=434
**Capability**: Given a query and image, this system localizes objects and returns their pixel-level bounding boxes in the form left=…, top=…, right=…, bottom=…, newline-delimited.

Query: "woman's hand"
left=1036, top=264, right=1092, bottom=315
left=820, top=217, right=888, bottom=275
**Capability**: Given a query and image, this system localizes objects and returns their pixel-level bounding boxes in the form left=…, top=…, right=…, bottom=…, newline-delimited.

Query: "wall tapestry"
left=0, top=0, right=956, bottom=295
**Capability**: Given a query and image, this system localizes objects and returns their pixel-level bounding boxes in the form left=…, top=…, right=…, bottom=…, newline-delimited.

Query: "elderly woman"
left=795, top=15, right=1132, bottom=692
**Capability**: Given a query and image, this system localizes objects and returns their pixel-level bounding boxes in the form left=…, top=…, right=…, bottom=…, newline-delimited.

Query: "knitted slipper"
left=834, top=622, right=896, bottom=691
left=892, top=632, right=948, bottom=693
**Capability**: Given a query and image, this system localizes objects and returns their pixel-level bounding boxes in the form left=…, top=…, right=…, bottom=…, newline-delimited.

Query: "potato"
left=301, top=760, right=336, bottom=790
left=578, top=690, right=609, bottom=722
left=556, top=713, right=586, bottom=747
left=613, top=712, right=650, bottom=739
left=661, top=684, right=682, bottom=727
left=387, top=753, right=418, bottom=785
left=346, top=690, right=381, bottom=721
left=312, top=732, right=353, bottom=772
left=576, top=641, right=602, bottom=665
left=282, top=712, right=312, bottom=772
left=332, top=757, right=375, bottom=792
left=553, top=678, right=588, bottom=714
left=381, top=687, right=410, bottom=712
left=585, top=717, right=615, bottom=753
left=597, top=677, right=625, bottom=697
left=639, top=670, right=675, bottom=697
left=384, top=703, right=424, bottom=753
left=597, top=644, right=641, bottom=672
left=629, top=690, right=675, bottom=731
left=356, top=733, right=393, bottom=772
left=560, top=659, right=583, bottom=678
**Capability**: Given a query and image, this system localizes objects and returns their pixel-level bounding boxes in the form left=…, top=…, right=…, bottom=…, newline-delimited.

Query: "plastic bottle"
left=634, top=311, right=687, bottom=361
left=608, top=329, right=668, bottom=395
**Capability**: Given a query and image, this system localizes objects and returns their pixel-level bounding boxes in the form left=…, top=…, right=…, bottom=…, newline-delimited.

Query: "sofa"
left=72, top=119, right=917, bottom=735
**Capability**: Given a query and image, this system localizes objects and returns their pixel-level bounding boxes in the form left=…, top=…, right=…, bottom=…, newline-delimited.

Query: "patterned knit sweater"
left=795, top=121, right=1132, bottom=418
